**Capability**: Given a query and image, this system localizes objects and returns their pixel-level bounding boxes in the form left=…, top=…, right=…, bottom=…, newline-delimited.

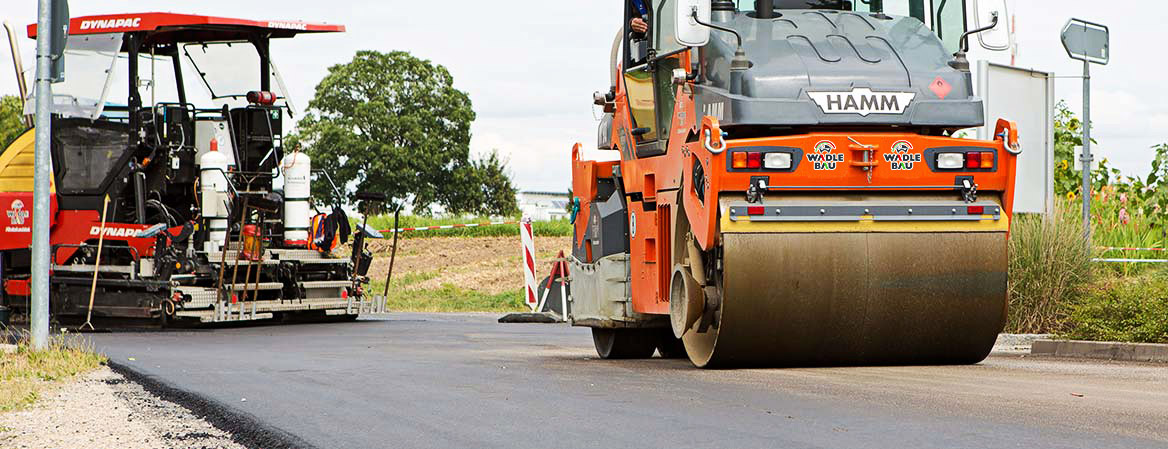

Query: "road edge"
left=1031, top=339, right=1168, bottom=363
left=108, top=361, right=319, bottom=449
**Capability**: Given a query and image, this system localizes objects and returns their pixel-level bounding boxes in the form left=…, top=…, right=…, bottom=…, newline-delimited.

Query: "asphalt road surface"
left=93, top=314, right=1168, bottom=449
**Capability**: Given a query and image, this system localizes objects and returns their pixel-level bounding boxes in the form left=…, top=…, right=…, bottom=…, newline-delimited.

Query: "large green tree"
left=0, top=95, right=28, bottom=149
left=291, top=50, right=518, bottom=215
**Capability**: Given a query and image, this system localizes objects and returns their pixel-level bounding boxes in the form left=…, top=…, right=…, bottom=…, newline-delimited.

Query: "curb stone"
left=1031, top=339, right=1168, bottom=363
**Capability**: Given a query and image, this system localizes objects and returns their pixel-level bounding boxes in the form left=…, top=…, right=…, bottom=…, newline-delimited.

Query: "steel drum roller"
left=683, top=232, right=1008, bottom=368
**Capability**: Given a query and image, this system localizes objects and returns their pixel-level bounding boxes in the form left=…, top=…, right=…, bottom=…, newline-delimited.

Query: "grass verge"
left=0, top=333, right=107, bottom=412
left=381, top=285, right=526, bottom=313
left=1007, top=198, right=1168, bottom=343
left=1007, top=203, right=1094, bottom=333
left=370, top=271, right=527, bottom=313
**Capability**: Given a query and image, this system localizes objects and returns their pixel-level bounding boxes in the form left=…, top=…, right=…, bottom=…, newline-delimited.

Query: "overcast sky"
left=2, top=1, right=1165, bottom=192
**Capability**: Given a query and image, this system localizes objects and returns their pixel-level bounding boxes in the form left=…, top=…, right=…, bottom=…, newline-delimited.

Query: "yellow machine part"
left=0, top=128, right=52, bottom=192
left=680, top=199, right=1009, bottom=368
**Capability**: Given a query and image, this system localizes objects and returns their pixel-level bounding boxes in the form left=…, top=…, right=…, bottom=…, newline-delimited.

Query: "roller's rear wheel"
left=655, top=330, right=687, bottom=358
left=592, top=328, right=657, bottom=359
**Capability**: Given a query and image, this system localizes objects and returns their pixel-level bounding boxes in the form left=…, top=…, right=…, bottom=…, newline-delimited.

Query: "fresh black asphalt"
left=91, top=313, right=1168, bottom=449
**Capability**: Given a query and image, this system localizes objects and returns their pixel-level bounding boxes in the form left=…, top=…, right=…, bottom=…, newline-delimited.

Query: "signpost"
left=1060, top=18, right=1109, bottom=245
left=30, top=0, right=68, bottom=349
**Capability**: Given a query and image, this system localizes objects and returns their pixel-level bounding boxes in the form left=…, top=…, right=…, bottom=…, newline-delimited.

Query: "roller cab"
left=569, top=0, right=1021, bottom=366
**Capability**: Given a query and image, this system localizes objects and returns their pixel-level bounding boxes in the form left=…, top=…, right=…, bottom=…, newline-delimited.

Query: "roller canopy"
left=28, top=12, right=345, bottom=44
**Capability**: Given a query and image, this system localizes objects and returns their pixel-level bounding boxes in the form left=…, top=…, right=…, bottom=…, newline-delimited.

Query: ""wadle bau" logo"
left=6, top=199, right=30, bottom=233
left=883, top=140, right=921, bottom=170
left=806, top=140, right=844, bottom=170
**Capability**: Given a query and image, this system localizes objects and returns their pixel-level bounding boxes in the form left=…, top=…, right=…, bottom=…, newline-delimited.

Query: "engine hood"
left=696, top=9, right=982, bottom=129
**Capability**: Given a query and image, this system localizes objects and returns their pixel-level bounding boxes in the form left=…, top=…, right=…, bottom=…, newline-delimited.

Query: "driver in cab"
left=628, top=0, right=650, bottom=63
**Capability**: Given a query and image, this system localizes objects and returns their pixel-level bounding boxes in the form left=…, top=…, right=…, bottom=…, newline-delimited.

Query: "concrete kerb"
left=1031, top=339, right=1168, bottom=363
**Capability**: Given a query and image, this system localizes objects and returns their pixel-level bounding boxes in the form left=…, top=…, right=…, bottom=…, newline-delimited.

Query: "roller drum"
left=683, top=232, right=1007, bottom=368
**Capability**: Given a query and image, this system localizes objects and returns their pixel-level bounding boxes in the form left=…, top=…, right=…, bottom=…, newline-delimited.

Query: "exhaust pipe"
left=754, top=0, right=774, bottom=19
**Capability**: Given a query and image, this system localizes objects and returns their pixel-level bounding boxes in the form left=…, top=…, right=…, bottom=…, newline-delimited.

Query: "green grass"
left=1005, top=197, right=1168, bottom=342
left=1063, top=270, right=1168, bottom=343
left=1007, top=204, right=1094, bottom=333
left=362, top=215, right=572, bottom=239
left=0, top=332, right=106, bottom=412
left=379, top=285, right=526, bottom=313
left=368, top=269, right=525, bottom=313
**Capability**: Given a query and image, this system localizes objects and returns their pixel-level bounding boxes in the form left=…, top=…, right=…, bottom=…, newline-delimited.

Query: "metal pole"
left=30, top=0, right=53, bottom=350
left=1080, top=61, right=1092, bottom=244
left=381, top=208, right=400, bottom=298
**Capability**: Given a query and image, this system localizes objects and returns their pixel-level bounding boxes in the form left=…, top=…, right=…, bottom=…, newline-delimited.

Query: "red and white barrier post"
left=520, top=218, right=538, bottom=312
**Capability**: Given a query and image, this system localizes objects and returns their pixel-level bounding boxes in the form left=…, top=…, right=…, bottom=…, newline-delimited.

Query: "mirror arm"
left=691, top=8, right=741, bottom=48
left=958, top=11, right=999, bottom=53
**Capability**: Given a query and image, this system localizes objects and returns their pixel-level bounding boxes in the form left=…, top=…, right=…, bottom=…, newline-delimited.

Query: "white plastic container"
left=281, top=151, right=311, bottom=247
left=200, top=138, right=230, bottom=253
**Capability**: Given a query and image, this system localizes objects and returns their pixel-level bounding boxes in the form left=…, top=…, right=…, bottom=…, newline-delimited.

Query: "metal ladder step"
left=52, top=264, right=135, bottom=274
left=224, top=282, right=283, bottom=291
left=300, top=280, right=351, bottom=289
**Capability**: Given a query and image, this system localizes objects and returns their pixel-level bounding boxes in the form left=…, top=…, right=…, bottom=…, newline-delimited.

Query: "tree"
left=0, top=95, right=28, bottom=149
left=444, top=150, right=519, bottom=216
left=290, top=50, right=518, bottom=215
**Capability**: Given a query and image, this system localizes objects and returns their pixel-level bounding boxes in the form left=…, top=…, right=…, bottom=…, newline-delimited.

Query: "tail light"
left=935, top=151, right=995, bottom=170
left=746, top=206, right=765, bottom=215
left=732, top=152, right=748, bottom=168
left=732, top=150, right=792, bottom=170
left=763, top=152, right=792, bottom=169
left=979, top=153, right=994, bottom=168
left=966, top=152, right=981, bottom=169
left=746, top=152, right=762, bottom=169
left=936, top=153, right=964, bottom=169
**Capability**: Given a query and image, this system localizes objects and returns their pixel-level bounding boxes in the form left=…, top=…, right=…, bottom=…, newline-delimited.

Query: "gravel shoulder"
left=0, top=366, right=243, bottom=449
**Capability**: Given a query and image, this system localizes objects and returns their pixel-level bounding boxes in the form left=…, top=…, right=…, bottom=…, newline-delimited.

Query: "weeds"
left=0, top=331, right=106, bottom=412
left=1064, top=270, right=1168, bottom=343
left=1007, top=203, right=1094, bottom=333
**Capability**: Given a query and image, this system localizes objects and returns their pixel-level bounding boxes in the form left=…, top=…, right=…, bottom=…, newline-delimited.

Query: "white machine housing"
left=199, top=138, right=230, bottom=253
left=281, top=151, right=311, bottom=247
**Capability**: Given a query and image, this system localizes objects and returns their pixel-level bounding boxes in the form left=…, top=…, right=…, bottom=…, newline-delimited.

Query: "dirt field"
left=364, top=236, right=573, bottom=311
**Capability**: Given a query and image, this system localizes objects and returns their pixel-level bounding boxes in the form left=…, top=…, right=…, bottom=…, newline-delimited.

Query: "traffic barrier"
left=535, top=250, right=570, bottom=322
left=520, top=218, right=538, bottom=312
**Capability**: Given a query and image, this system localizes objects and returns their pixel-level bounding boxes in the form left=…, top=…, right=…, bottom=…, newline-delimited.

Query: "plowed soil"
left=366, top=236, right=572, bottom=295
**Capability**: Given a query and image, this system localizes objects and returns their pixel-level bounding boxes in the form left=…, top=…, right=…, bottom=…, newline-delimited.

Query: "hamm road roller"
left=569, top=0, right=1021, bottom=367
left=0, top=13, right=379, bottom=326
